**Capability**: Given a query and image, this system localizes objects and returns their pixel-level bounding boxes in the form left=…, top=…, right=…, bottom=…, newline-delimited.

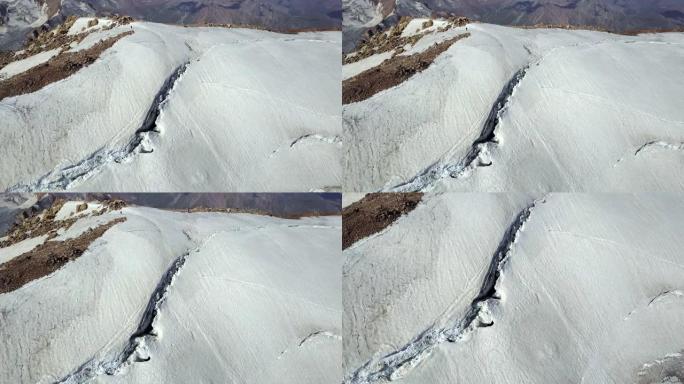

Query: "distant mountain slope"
left=421, top=0, right=684, bottom=31
left=68, top=0, right=341, bottom=30
left=344, top=0, right=684, bottom=51
left=48, top=193, right=342, bottom=217
left=1, top=0, right=341, bottom=50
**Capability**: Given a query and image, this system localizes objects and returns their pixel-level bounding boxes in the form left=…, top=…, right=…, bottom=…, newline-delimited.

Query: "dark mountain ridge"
left=1, top=0, right=341, bottom=50
left=345, top=0, right=684, bottom=52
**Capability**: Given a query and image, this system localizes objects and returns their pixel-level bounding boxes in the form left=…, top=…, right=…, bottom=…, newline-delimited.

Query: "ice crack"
left=7, top=62, right=191, bottom=192
left=344, top=197, right=546, bottom=384
left=634, top=141, right=684, bottom=156
left=388, top=66, right=530, bottom=192
left=270, top=134, right=343, bottom=158
left=290, top=134, right=343, bottom=148
left=299, top=330, right=342, bottom=347
left=55, top=234, right=215, bottom=384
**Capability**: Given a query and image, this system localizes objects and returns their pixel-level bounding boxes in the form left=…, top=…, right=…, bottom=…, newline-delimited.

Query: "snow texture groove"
left=298, top=331, right=343, bottom=347
left=344, top=197, right=546, bottom=384
left=6, top=62, right=191, bottom=193
left=634, top=141, right=684, bottom=156
left=290, top=134, right=343, bottom=148
left=270, top=134, right=343, bottom=158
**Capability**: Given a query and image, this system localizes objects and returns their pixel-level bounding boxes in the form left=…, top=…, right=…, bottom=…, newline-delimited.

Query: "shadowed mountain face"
left=380, top=0, right=684, bottom=31
left=0, top=193, right=340, bottom=237
left=1, top=0, right=341, bottom=50
left=76, top=0, right=341, bottom=29
left=343, top=0, right=684, bottom=52
left=52, top=193, right=342, bottom=217
left=0, top=194, right=36, bottom=235
left=425, top=0, right=684, bottom=31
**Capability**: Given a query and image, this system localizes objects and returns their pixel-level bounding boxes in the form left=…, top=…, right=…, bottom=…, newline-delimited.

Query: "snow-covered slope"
left=343, top=192, right=684, bottom=383
left=343, top=19, right=684, bottom=192
left=1, top=19, right=342, bottom=192
left=0, top=47, right=59, bottom=79
left=0, top=202, right=341, bottom=384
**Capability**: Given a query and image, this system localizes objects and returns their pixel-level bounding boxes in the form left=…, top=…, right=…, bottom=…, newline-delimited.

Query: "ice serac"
left=0, top=205, right=341, bottom=384
left=344, top=193, right=684, bottom=383
left=343, top=20, right=684, bottom=192
left=1, top=19, right=342, bottom=192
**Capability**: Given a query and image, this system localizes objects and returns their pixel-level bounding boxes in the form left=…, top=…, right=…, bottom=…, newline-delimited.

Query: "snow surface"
left=67, top=18, right=114, bottom=35
left=0, top=234, right=47, bottom=264
left=343, top=51, right=393, bottom=80
left=54, top=201, right=104, bottom=221
left=68, top=23, right=133, bottom=52
left=1, top=20, right=342, bottom=192
left=343, top=22, right=684, bottom=192
left=0, top=204, right=341, bottom=384
left=343, top=192, right=533, bottom=372
left=343, top=193, right=684, bottom=384
left=342, top=193, right=366, bottom=207
left=400, top=18, right=449, bottom=37
left=0, top=48, right=61, bottom=80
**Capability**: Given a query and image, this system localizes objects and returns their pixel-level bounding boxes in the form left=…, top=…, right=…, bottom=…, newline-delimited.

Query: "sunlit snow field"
left=1, top=19, right=342, bottom=192
left=343, top=20, right=684, bottom=193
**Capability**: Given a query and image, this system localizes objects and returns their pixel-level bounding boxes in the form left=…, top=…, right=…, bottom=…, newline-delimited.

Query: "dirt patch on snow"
left=0, top=15, right=134, bottom=76
left=0, top=30, right=133, bottom=101
left=344, top=17, right=418, bottom=64
left=0, top=52, right=14, bottom=71
left=342, top=32, right=469, bottom=104
left=346, top=16, right=469, bottom=64
left=0, top=198, right=127, bottom=248
left=0, top=217, right=126, bottom=294
left=0, top=199, right=74, bottom=248
left=342, top=193, right=422, bottom=249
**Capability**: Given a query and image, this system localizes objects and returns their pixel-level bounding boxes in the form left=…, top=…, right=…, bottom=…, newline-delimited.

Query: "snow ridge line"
left=270, top=134, right=343, bottom=158
left=55, top=235, right=213, bottom=384
left=344, top=197, right=546, bottom=384
left=278, top=330, right=342, bottom=360
left=290, top=134, right=343, bottom=148
left=634, top=140, right=684, bottom=156
left=388, top=66, right=530, bottom=192
left=6, top=62, right=191, bottom=193
left=298, top=330, right=342, bottom=347
left=648, top=289, right=684, bottom=306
